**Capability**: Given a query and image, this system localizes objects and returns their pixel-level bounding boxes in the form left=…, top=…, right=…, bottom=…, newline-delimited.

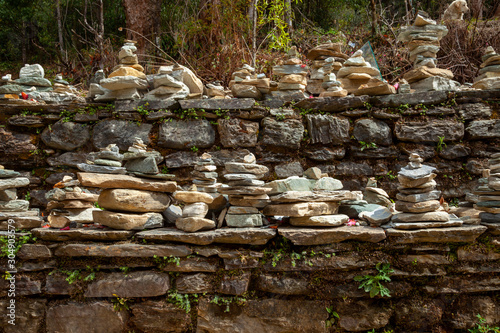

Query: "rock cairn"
left=264, top=167, right=358, bottom=228
left=230, top=64, right=270, bottom=100
left=337, top=50, right=395, bottom=96
left=173, top=189, right=216, bottom=233
left=363, top=178, right=392, bottom=207
left=206, top=81, right=227, bottom=99
left=390, top=154, right=462, bottom=230
left=218, top=154, right=270, bottom=228
left=473, top=46, right=500, bottom=90
left=77, top=144, right=127, bottom=174
left=94, top=41, right=148, bottom=101
left=272, top=46, right=308, bottom=99
left=319, top=72, right=348, bottom=98
left=192, top=153, right=220, bottom=194
left=474, top=153, right=500, bottom=227
left=306, top=42, right=347, bottom=95
left=398, top=14, right=459, bottom=91
left=0, top=165, right=42, bottom=230
left=0, top=64, right=51, bottom=96
left=45, top=176, right=99, bottom=228
left=123, top=138, right=173, bottom=180
left=144, top=65, right=190, bottom=101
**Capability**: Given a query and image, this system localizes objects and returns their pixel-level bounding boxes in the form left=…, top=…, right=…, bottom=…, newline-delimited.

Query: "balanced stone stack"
left=229, top=64, right=270, bottom=99
left=337, top=50, right=395, bottom=95
left=52, top=74, right=77, bottom=94
left=218, top=154, right=270, bottom=227
left=192, top=153, right=220, bottom=194
left=472, top=46, right=500, bottom=90
left=263, top=167, right=355, bottom=227
left=0, top=165, right=42, bottom=230
left=319, top=72, right=348, bottom=98
left=94, top=41, right=148, bottom=101
left=173, top=190, right=216, bottom=232
left=306, top=42, right=347, bottom=95
left=77, top=144, right=127, bottom=174
left=398, top=14, right=459, bottom=91
left=0, top=64, right=52, bottom=96
left=206, top=82, right=227, bottom=99
left=123, top=138, right=173, bottom=180
left=474, top=153, right=500, bottom=226
left=144, top=65, right=190, bottom=101
left=390, top=154, right=462, bottom=230
left=363, top=178, right=392, bottom=207
left=272, top=46, right=308, bottom=99
left=45, top=176, right=99, bottom=229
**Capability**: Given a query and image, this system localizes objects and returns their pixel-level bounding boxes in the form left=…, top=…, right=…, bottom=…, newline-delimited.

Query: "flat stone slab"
left=270, top=190, right=359, bottom=203
left=77, top=172, right=176, bottom=192
left=295, top=95, right=369, bottom=112
left=385, top=225, right=487, bottom=244
left=136, top=227, right=276, bottom=245
left=179, top=98, right=255, bottom=111
left=31, top=228, right=136, bottom=241
left=54, top=243, right=192, bottom=257
left=481, top=222, right=500, bottom=235
left=391, top=220, right=463, bottom=230
left=115, top=99, right=179, bottom=112
left=278, top=226, right=386, bottom=245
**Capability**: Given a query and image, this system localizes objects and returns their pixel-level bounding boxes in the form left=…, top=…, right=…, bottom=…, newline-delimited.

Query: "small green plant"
left=154, top=255, right=181, bottom=267
left=161, top=166, right=170, bottom=174
left=24, top=191, right=31, bottom=201
left=325, top=306, right=340, bottom=328
left=449, top=198, right=460, bottom=207
left=134, top=103, right=150, bottom=116
left=190, top=146, right=199, bottom=153
left=210, top=295, right=247, bottom=313
left=386, top=171, right=396, bottom=180
left=468, top=314, right=500, bottom=333
left=167, top=290, right=197, bottom=313
left=359, top=141, right=378, bottom=151
left=436, top=136, right=447, bottom=153
left=275, top=114, right=286, bottom=121
left=0, top=234, right=36, bottom=258
left=363, top=102, right=373, bottom=110
left=120, top=266, right=131, bottom=275
left=112, top=295, right=133, bottom=311
left=354, top=263, right=394, bottom=298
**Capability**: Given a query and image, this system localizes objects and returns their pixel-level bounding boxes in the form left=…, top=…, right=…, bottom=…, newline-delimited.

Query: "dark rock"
left=45, top=172, right=76, bottom=184
left=305, top=114, right=349, bottom=145
left=398, top=143, right=436, bottom=160
left=130, top=301, right=191, bottom=333
left=395, top=121, right=464, bottom=143
left=296, top=95, right=369, bottom=112
left=228, top=108, right=269, bottom=120
left=466, top=120, right=500, bottom=139
left=176, top=273, right=214, bottom=294
left=371, top=91, right=448, bottom=107
left=180, top=98, right=255, bottom=110
left=46, top=302, right=128, bottom=333
left=211, top=149, right=251, bottom=166
left=85, top=271, right=170, bottom=297
left=41, top=120, right=90, bottom=151
left=386, top=225, right=487, bottom=244
left=115, top=99, right=179, bottom=112
left=353, top=119, right=392, bottom=146
left=445, top=296, right=500, bottom=330
left=335, top=162, right=374, bottom=176
left=426, top=106, right=456, bottom=116
left=17, top=244, right=51, bottom=260
left=256, top=274, right=309, bottom=295
left=159, top=257, right=219, bottom=272
left=92, top=119, right=152, bottom=151
left=0, top=128, right=37, bottom=155
left=466, top=160, right=487, bottom=175
left=31, top=228, right=135, bottom=242
left=0, top=275, right=41, bottom=297
left=45, top=274, right=75, bottom=295
left=218, top=118, right=259, bottom=148
left=336, top=299, right=393, bottom=332
left=339, top=203, right=382, bottom=218
left=54, top=243, right=192, bottom=257
left=274, top=161, right=303, bottom=178
left=164, top=151, right=198, bottom=168
left=260, top=117, right=304, bottom=149
left=304, top=147, right=345, bottom=161
left=7, top=115, right=45, bottom=127
left=439, top=144, right=471, bottom=159
left=30, top=189, right=48, bottom=207
left=350, top=146, right=399, bottom=159
left=158, top=119, right=215, bottom=149
left=457, top=103, right=492, bottom=120
left=73, top=112, right=99, bottom=122
left=219, top=272, right=251, bottom=295
left=0, top=298, right=46, bottom=333
left=47, top=152, right=90, bottom=167
left=278, top=226, right=386, bottom=245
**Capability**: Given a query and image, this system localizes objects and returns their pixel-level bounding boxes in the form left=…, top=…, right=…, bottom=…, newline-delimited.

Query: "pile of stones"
left=230, top=64, right=271, bottom=100
left=319, top=72, right=348, bottom=98
left=218, top=154, right=270, bottom=228
left=0, top=165, right=43, bottom=230
left=272, top=46, right=308, bottom=99
left=337, top=50, right=395, bottom=96
left=93, top=41, right=148, bottom=101
left=77, top=144, right=127, bottom=175
left=474, top=153, right=500, bottom=226
left=45, top=176, right=99, bottom=228
left=390, top=154, right=462, bottom=230
left=192, top=153, right=221, bottom=194
left=306, top=42, right=347, bottom=95
left=206, top=81, right=227, bottom=99
left=173, top=189, right=216, bottom=233
left=144, top=65, right=190, bottom=101
left=473, top=46, right=500, bottom=90
left=123, top=138, right=172, bottom=180
left=398, top=14, right=459, bottom=91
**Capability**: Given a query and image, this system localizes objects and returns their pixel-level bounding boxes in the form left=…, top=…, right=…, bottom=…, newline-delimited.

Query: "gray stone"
left=163, top=205, right=182, bottom=224
left=218, top=118, right=259, bottom=148
left=398, top=164, right=436, bottom=179
left=289, top=214, right=348, bottom=227
left=278, top=226, right=386, bottom=245
left=439, top=144, right=471, bottom=159
left=0, top=177, right=30, bottom=191
left=0, top=188, right=17, bottom=201
left=98, top=188, right=170, bottom=213
left=20, top=64, right=44, bottom=78
left=275, top=162, right=303, bottom=178
left=130, top=301, right=190, bottom=333
left=17, top=244, right=52, bottom=260
left=86, top=271, right=170, bottom=297
left=396, top=190, right=441, bottom=203
left=0, top=169, right=20, bottom=178
left=313, top=177, right=343, bottom=191
left=182, top=202, right=208, bottom=218
left=93, top=211, right=163, bottom=230
left=78, top=173, right=177, bottom=192
left=219, top=272, right=251, bottom=295
left=176, top=217, right=216, bottom=232
left=271, top=190, right=359, bottom=203
left=392, top=211, right=450, bottom=222
left=305, top=147, right=345, bottom=161
left=466, top=120, right=500, bottom=139
left=47, top=152, right=89, bottom=168
left=266, top=177, right=315, bottom=194
left=335, top=162, right=374, bottom=176
left=256, top=274, right=308, bottom=295
left=395, top=121, right=464, bottom=143
left=164, top=151, right=198, bottom=168
left=260, top=117, right=304, bottom=149
left=15, top=76, right=52, bottom=86
left=385, top=225, right=487, bottom=243
left=92, top=120, right=152, bottom=151
left=124, top=156, right=159, bottom=174
left=55, top=243, right=192, bottom=257
left=392, top=220, right=463, bottom=229
left=179, top=98, right=255, bottom=111
left=353, top=118, right=392, bottom=146
left=31, top=228, right=134, bottom=241
left=45, top=172, right=76, bottom=185
left=306, top=114, right=349, bottom=145
left=337, top=300, right=393, bottom=332
left=395, top=199, right=440, bottom=213
left=0, top=298, right=46, bottom=333
left=46, top=302, right=128, bottom=333
left=77, top=163, right=127, bottom=174
left=176, top=273, right=213, bottom=294
left=359, top=206, right=392, bottom=226
left=0, top=200, right=29, bottom=211
left=41, top=121, right=90, bottom=151
left=225, top=162, right=269, bottom=175
left=158, top=119, right=215, bottom=149
left=457, top=103, right=492, bottom=120
left=226, top=214, right=263, bottom=227
left=410, top=76, right=460, bottom=91
left=339, top=203, right=382, bottom=218
left=94, top=159, right=122, bottom=167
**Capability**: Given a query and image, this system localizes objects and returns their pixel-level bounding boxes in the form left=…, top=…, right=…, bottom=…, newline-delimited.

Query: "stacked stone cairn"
left=474, top=153, right=500, bottom=227
left=93, top=41, right=148, bottom=101
left=218, top=154, right=270, bottom=228
left=263, top=167, right=358, bottom=228
left=306, top=42, right=347, bottom=95
left=230, top=64, right=271, bottom=100
left=173, top=188, right=216, bottom=233
left=398, top=14, right=459, bottom=91
left=358, top=178, right=393, bottom=227
left=45, top=176, right=99, bottom=229
left=192, top=153, right=221, bottom=194
left=272, top=46, right=308, bottom=99
left=0, top=165, right=43, bottom=230
left=0, top=64, right=51, bottom=96
left=123, top=138, right=173, bottom=180
left=144, top=65, right=190, bottom=101
left=319, top=71, right=348, bottom=98
left=77, top=144, right=127, bottom=174
left=206, top=81, right=227, bottom=99
left=473, top=46, right=500, bottom=90
left=390, top=153, right=463, bottom=230
left=337, top=50, right=395, bottom=96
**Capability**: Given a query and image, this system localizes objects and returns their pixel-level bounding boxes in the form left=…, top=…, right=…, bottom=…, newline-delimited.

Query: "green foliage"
left=354, top=263, right=393, bottom=298
left=436, top=136, right=447, bottom=153
left=191, top=146, right=199, bottom=153
left=119, top=266, right=130, bottom=275
left=275, top=113, right=286, bottom=121
left=468, top=314, right=500, bottom=333
left=210, top=295, right=247, bottom=313
left=134, top=103, right=150, bottom=116
left=112, top=295, right=133, bottom=312
left=0, top=234, right=35, bottom=258
left=166, top=290, right=199, bottom=313
left=154, top=255, right=181, bottom=268
left=359, top=141, right=377, bottom=151
left=325, top=306, right=339, bottom=328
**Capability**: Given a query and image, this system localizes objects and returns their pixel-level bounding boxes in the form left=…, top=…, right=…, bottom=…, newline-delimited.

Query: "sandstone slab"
left=278, top=226, right=386, bottom=245
left=264, top=202, right=339, bottom=217
left=93, top=210, right=163, bottom=230
left=130, top=301, right=190, bottom=333
left=85, top=271, right=170, bottom=297
left=98, top=188, right=171, bottom=213
left=386, top=225, right=487, bottom=243
left=289, top=214, right=348, bottom=227
left=78, top=173, right=177, bottom=192
left=176, top=217, right=216, bottom=232
left=31, top=228, right=135, bottom=241
left=54, top=243, right=192, bottom=257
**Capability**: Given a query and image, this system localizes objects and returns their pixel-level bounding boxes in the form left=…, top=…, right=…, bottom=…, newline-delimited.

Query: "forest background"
left=0, top=0, right=499, bottom=88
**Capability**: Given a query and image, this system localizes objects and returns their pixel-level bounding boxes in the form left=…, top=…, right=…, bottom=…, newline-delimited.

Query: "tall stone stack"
left=173, top=190, right=216, bottom=233
left=398, top=14, right=459, bottom=91
left=192, top=153, right=221, bottom=194
left=45, top=176, right=99, bottom=229
left=94, top=41, right=148, bottom=101
left=306, top=42, right=347, bottom=95
left=474, top=153, right=500, bottom=226
left=472, top=46, right=500, bottom=90
left=319, top=72, right=348, bottom=98
left=390, top=154, right=463, bottom=230
left=144, top=66, right=190, bottom=101
left=123, top=138, right=173, bottom=180
left=0, top=165, right=43, bottom=230
left=272, top=46, right=309, bottom=99
left=218, top=154, right=270, bottom=228
left=263, top=168, right=356, bottom=227
left=230, top=64, right=270, bottom=99
left=77, top=144, right=127, bottom=174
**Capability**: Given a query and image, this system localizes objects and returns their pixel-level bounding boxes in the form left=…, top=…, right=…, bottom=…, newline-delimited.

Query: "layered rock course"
left=473, top=46, right=500, bottom=90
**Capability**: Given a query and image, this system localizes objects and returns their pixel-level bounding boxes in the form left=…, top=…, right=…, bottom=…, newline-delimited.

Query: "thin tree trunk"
left=56, top=0, right=66, bottom=63
left=123, top=0, right=161, bottom=60
left=249, top=0, right=258, bottom=67
left=370, top=0, right=377, bottom=37
left=98, top=0, right=104, bottom=69
left=284, top=0, right=292, bottom=33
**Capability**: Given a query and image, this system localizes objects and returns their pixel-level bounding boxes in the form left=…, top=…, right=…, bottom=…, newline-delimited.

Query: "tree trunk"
left=284, top=0, right=292, bottom=34
left=370, top=0, right=378, bottom=37
left=56, top=0, right=66, bottom=63
left=123, top=0, right=161, bottom=61
left=469, top=0, right=483, bottom=19
left=248, top=0, right=258, bottom=67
